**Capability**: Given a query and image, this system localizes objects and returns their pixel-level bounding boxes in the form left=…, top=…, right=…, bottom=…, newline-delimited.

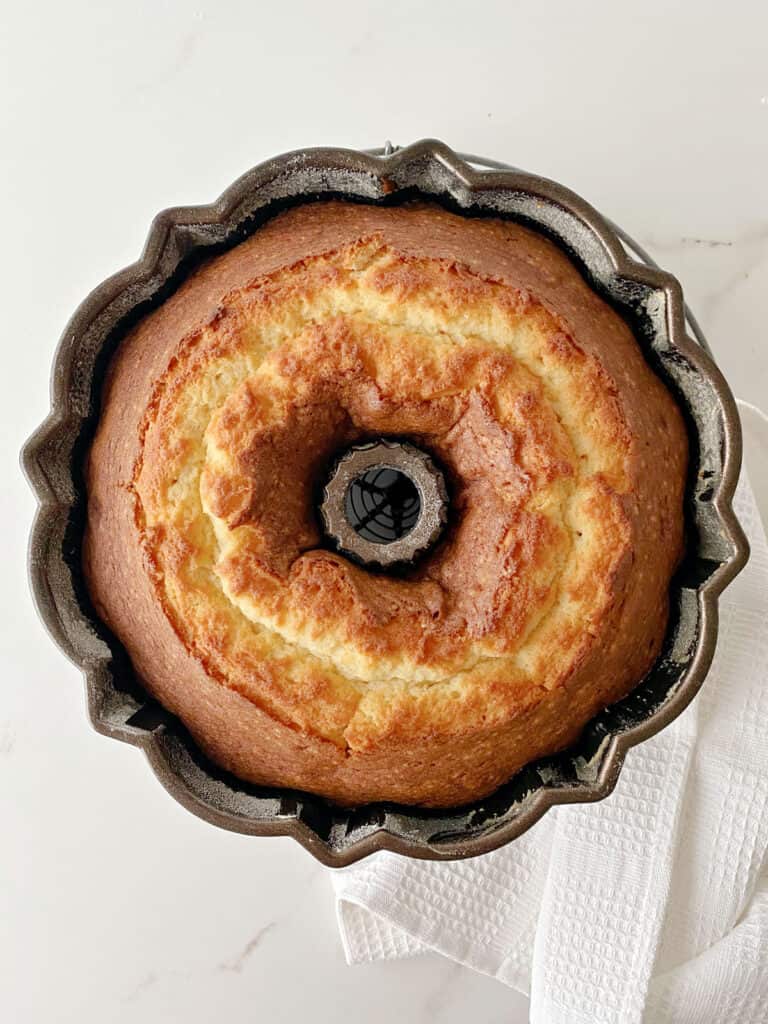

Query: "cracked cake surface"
left=84, top=201, right=687, bottom=807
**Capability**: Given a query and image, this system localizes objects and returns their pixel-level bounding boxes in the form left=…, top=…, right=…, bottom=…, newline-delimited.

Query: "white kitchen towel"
left=333, top=402, right=768, bottom=1024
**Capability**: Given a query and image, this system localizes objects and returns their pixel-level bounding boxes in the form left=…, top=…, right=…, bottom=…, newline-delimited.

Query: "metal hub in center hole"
left=321, top=440, right=448, bottom=568
left=345, top=466, right=421, bottom=544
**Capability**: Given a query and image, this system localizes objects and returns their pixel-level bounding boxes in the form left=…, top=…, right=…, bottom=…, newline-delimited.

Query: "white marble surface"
left=1, top=2, right=766, bottom=1021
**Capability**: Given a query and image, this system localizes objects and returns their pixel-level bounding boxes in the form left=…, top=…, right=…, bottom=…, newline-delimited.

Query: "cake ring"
left=84, top=201, right=687, bottom=807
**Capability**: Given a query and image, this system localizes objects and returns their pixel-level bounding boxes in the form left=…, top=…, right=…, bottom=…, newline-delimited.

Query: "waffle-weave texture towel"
left=332, top=410, right=768, bottom=1024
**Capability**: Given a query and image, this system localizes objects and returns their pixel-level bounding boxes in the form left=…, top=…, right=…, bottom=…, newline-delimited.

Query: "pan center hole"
left=344, top=466, right=421, bottom=544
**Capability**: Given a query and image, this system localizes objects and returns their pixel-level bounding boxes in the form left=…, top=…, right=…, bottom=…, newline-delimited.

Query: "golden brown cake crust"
left=84, top=201, right=687, bottom=807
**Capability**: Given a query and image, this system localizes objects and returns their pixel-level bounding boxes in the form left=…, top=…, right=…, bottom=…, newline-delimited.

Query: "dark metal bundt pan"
left=22, top=140, right=748, bottom=866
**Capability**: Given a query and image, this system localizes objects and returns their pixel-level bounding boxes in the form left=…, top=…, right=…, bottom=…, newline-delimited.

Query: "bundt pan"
left=23, top=140, right=748, bottom=866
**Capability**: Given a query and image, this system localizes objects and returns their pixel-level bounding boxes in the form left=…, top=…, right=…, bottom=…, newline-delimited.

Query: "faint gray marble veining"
left=218, top=922, right=277, bottom=974
left=640, top=223, right=768, bottom=253
left=132, top=30, right=198, bottom=96
left=421, top=960, right=466, bottom=1019
left=680, top=238, right=733, bottom=248
left=122, top=971, right=158, bottom=1003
